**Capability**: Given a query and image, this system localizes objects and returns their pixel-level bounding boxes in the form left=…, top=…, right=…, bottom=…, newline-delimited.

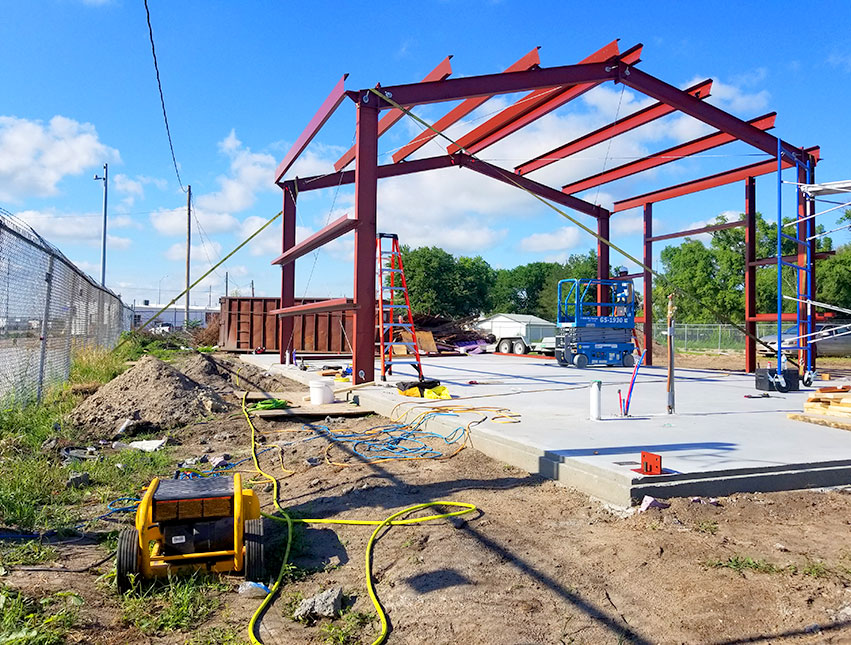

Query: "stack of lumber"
left=803, top=385, right=851, bottom=417
left=788, top=385, right=851, bottom=431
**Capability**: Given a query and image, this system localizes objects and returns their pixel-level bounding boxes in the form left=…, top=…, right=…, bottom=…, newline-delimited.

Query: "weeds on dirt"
left=695, top=520, right=719, bottom=535
left=802, top=560, right=830, bottom=578
left=69, top=345, right=129, bottom=385
left=119, top=573, right=229, bottom=634
left=0, top=540, right=57, bottom=567
left=0, top=585, right=82, bottom=644
left=705, top=555, right=781, bottom=574
left=319, top=608, right=377, bottom=645
left=282, top=591, right=305, bottom=620
left=185, top=625, right=249, bottom=645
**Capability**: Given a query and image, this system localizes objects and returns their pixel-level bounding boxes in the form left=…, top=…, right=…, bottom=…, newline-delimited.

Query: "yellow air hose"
left=241, top=393, right=477, bottom=645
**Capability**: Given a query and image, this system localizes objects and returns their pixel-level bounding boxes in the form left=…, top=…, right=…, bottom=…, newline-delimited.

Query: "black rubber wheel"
left=116, top=528, right=141, bottom=593
left=775, top=377, right=791, bottom=393
left=573, top=354, right=589, bottom=369
left=622, top=352, right=635, bottom=367
left=802, top=373, right=814, bottom=387
left=555, top=349, right=569, bottom=367
left=497, top=339, right=512, bottom=354
left=244, top=519, right=265, bottom=582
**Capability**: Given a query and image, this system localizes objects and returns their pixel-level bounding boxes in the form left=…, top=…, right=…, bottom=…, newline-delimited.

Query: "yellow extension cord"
left=241, top=393, right=477, bottom=645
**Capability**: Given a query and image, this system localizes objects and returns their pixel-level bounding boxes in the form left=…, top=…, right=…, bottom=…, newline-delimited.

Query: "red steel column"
left=279, top=184, right=297, bottom=364
left=643, top=203, right=653, bottom=366
left=352, top=100, right=379, bottom=384
left=744, top=177, right=757, bottom=372
left=597, top=213, right=610, bottom=314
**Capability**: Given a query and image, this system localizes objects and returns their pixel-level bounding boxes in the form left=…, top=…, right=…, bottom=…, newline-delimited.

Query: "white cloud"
left=113, top=173, right=144, bottom=197
left=195, top=130, right=277, bottom=214
left=151, top=206, right=239, bottom=236
left=611, top=214, right=644, bottom=236
left=16, top=208, right=132, bottom=248
left=164, top=240, right=224, bottom=263
left=519, top=226, right=582, bottom=253
left=0, top=115, right=119, bottom=202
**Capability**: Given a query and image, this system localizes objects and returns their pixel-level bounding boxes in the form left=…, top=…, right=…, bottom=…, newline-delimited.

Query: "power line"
left=143, top=0, right=184, bottom=191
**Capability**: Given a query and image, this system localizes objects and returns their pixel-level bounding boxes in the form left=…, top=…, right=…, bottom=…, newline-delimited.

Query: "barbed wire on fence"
left=0, top=210, right=133, bottom=403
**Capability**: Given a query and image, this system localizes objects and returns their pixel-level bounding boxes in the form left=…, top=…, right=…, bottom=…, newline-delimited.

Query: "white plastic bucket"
left=309, top=380, right=334, bottom=405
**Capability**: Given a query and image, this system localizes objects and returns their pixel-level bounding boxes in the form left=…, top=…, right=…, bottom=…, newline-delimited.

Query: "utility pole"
left=225, top=272, right=228, bottom=298
left=208, top=285, right=212, bottom=307
left=93, top=163, right=108, bottom=286
left=185, top=185, right=191, bottom=328
left=250, top=279, right=255, bottom=297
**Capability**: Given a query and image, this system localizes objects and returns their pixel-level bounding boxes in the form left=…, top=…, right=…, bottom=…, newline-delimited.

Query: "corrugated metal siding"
left=218, top=297, right=353, bottom=353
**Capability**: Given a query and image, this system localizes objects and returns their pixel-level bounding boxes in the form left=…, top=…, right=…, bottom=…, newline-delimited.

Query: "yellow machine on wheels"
left=116, top=473, right=264, bottom=592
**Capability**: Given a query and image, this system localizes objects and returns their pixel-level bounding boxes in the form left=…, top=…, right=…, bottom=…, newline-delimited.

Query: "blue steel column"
left=775, top=139, right=783, bottom=375
left=352, top=98, right=379, bottom=384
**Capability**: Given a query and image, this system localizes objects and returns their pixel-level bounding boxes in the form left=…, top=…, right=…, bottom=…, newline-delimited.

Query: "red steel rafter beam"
left=274, top=75, right=349, bottom=183
left=619, top=63, right=804, bottom=162
left=463, top=44, right=644, bottom=155
left=334, top=57, right=453, bottom=171
left=294, top=154, right=461, bottom=193
left=392, top=48, right=541, bottom=163
left=447, top=40, right=625, bottom=155
left=271, top=214, right=357, bottom=266
left=564, top=113, right=777, bottom=195
left=517, top=78, right=713, bottom=176
left=613, top=146, right=820, bottom=212
left=456, top=154, right=606, bottom=219
left=364, top=62, right=617, bottom=108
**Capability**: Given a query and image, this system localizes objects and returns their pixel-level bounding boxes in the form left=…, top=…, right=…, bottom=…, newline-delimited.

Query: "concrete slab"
left=241, top=354, right=851, bottom=507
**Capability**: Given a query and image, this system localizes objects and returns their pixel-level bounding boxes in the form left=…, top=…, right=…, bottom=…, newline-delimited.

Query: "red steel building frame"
left=271, top=42, right=819, bottom=383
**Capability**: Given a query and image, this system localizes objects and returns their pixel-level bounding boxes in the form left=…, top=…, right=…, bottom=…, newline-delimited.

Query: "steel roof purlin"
left=515, top=77, right=713, bottom=176
left=459, top=43, right=645, bottom=156
left=612, top=146, right=820, bottom=212
left=391, top=47, right=542, bottom=163
left=563, top=112, right=778, bottom=195
left=445, top=40, right=629, bottom=155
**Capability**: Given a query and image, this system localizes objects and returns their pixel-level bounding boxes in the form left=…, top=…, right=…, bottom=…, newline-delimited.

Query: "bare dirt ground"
left=4, top=354, right=851, bottom=645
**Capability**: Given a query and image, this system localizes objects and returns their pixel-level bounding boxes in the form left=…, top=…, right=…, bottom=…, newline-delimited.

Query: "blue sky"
left=2, top=1, right=851, bottom=307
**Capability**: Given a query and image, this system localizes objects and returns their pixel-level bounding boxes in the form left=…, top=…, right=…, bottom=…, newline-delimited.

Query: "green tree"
left=535, top=251, right=598, bottom=320
left=490, top=262, right=559, bottom=316
left=397, top=246, right=496, bottom=317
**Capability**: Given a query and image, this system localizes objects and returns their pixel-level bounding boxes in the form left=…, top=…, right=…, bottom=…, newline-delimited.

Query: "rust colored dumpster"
left=219, top=297, right=353, bottom=354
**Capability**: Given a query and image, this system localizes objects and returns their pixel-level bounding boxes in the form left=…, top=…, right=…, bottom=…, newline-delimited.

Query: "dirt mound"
left=67, top=355, right=227, bottom=437
left=178, top=353, right=296, bottom=393
left=180, top=353, right=231, bottom=391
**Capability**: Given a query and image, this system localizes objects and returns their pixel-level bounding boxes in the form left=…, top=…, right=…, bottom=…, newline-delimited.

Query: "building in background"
left=133, top=301, right=219, bottom=330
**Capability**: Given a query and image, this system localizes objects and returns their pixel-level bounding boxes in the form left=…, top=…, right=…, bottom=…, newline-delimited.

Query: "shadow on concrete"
left=546, top=442, right=737, bottom=459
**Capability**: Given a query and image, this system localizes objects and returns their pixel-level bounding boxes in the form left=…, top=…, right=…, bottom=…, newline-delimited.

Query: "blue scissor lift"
left=555, top=278, right=637, bottom=369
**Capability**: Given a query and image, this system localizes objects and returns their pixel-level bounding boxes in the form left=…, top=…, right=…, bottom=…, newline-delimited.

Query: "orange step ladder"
left=376, top=233, right=423, bottom=381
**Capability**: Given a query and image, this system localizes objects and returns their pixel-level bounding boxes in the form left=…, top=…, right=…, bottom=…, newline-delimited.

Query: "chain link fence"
left=637, top=322, right=779, bottom=352
left=0, top=211, right=133, bottom=403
